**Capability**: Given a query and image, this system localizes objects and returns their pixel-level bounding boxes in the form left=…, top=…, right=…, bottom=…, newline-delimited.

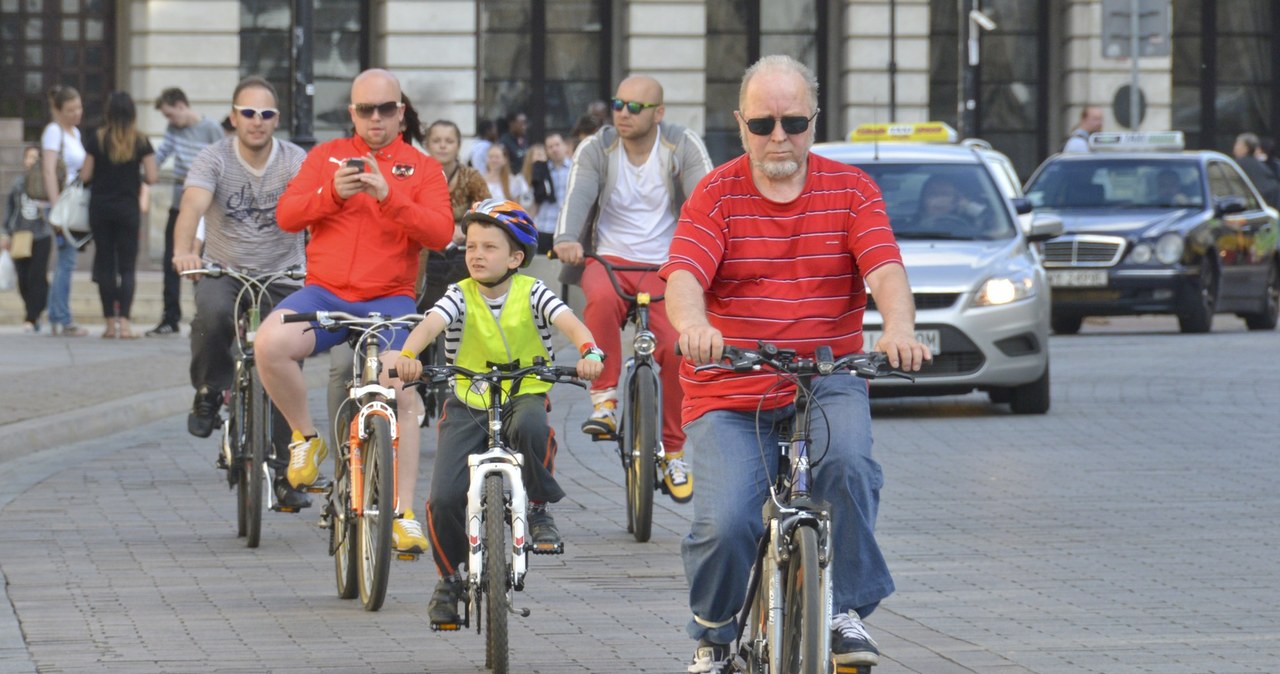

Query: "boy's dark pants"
left=426, top=393, right=564, bottom=577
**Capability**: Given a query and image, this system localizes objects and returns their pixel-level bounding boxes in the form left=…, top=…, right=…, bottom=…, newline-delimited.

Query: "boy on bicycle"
left=393, top=199, right=603, bottom=628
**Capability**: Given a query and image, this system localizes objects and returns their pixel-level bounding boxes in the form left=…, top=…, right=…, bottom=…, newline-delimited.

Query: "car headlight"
left=1155, top=233, right=1184, bottom=264
left=1129, top=242, right=1154, bottom=264
left=973, top=269, right=1037, bottom=307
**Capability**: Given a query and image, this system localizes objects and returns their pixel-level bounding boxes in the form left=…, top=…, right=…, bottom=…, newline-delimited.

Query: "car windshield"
left=1026, top=158, right=1205, bottom=209
left=855, top=163, right=1017, bottom=241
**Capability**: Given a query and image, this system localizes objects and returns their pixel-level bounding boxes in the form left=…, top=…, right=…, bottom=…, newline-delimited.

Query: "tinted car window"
left=1026, top=159, right=1204, bottom=209
left=1209, top=161, right=1261, bottom=210
left=855, top=163, right=1017, bottom=240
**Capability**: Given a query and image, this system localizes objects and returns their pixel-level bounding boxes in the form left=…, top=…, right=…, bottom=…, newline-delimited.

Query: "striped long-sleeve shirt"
left=159, top=116, right=224, bottom=203
left=659, top=153, right=904, bottom=425
left=428, top=278, right=570, bottom=365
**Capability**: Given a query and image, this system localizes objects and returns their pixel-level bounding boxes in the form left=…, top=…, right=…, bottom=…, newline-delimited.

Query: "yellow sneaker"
left=580, top=399, right=618, bottom=435
left=286, top=431, right=328, bottom=488
left=393, top=510, right=429, bottom=554
left=661, top=451, right=693, bottom=503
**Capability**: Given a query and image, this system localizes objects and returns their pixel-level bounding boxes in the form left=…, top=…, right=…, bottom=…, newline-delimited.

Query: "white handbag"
left=49, top=180, right=91, bottom=246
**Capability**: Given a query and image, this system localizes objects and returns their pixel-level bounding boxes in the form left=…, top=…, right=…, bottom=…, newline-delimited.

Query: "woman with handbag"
left=39, top=85, right=89, bottom=337
left=3, top=145, right=53, bottom=332
left=78, top=91, right=157, bottom=339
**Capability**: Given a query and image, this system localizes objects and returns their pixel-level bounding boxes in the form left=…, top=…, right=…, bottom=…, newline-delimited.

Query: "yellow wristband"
left=400, top=348, right=417, bottom=360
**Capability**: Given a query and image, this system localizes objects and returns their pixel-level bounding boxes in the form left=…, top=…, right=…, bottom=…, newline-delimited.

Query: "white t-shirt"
left=486, top=173, right=533, bottom=208
left=595, top=136, right=678, bottom=264
left=40, top=123, right=86, bottom=185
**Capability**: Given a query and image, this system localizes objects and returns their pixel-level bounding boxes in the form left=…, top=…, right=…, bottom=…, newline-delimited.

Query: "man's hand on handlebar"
left=552, top=241, right=584, bottom=266
left=873, top=328, right=933, bottom=372
left=172, top=253, right=204, bottom=275
left=677, top=324, right=724, bottom=367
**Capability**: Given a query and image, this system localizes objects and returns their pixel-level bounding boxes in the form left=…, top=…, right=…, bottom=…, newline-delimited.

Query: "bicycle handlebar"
left=389, top=360, right=586, bottom=389
left=281, top=310, right=423, bottom=331
left=546, top=250, right=664, bottom=303
left=179, top=264, right=305, bottom=284
left=692, top=341, right=915, bottom=382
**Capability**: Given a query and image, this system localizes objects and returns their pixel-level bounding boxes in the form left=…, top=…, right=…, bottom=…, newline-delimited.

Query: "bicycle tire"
left=357, top=413, right=394, bottom=611
left=626, top=366, right=658, bottom=542
left=483, top=473, right=510, bottom=673
left=244, top=365, right=268, bottom=548
left=229, top=366, right=248, bottom=538
left=780, top=526, right=825, bottom=674
left=331, top=405, right=358, bottom=599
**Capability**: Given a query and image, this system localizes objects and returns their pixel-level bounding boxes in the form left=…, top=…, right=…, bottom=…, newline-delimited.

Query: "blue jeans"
left=46, top=233, right=77, bottom=326
left=681, top=374, right=893, bottom=645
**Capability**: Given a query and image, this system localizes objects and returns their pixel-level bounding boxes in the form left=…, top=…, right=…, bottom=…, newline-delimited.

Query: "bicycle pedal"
left=430, top=622, right=462, bottom=632
left=272, top=505, right=302, bottom=513
left=304, top=478, right=331, bottom=494
left=528, top=542, right=564, bottom=555
left=396, top=551, right=421, bottom=561
left=834, top=665, right=871, bottom=674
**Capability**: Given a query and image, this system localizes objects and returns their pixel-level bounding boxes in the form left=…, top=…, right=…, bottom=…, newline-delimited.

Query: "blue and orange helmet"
left=463, top=198, right=538, bottom=267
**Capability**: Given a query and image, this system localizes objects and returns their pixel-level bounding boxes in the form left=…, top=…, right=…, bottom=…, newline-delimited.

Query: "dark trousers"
left=13, top=235, right=51, bottom=323
left=89, top=200, right=140, bottom=319
left=426, top=394, right=563, bottom=577
left=160, top=207, right=181, bottom=326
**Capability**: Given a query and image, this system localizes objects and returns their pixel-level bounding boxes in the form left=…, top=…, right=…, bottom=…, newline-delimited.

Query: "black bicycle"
left=180, top=264, right=304, bottom=548
left=695, top=342, right=910, bottom=674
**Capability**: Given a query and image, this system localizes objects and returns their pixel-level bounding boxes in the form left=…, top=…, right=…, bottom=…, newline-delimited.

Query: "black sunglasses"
left=232, top=105, right=279, bottom=121
left=742, top=110, right=820, bottom=136
left=611, top=98, right=659, bottom=114
left=350, top=101, right=404, bottom=119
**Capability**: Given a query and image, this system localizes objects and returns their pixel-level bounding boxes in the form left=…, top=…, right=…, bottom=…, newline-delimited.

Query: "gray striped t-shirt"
left=184, top=136, right=307, bottom=275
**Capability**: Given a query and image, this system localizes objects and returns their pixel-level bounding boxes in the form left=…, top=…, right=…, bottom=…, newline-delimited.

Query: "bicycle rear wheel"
left=228, top=366, right=248, bottom=538
left=357, top=413, right=394, bottom=611
left=244, top=365, right=268, bottom=548
left=483, top=473, right=510, bottom=673
left=780, top=526, right=825, bottom=674
left=331, top=405, right=358, bottom=599
left=625, top=365, right=657, bottom=542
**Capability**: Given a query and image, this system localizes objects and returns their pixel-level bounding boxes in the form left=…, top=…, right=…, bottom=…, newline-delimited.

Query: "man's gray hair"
left=739, top=55, right=819, bottom=113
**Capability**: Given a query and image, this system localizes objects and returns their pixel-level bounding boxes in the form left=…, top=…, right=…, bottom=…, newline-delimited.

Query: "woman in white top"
left=41, top=85, right=88, bottom=337
left=482, top=144, right=533, bottom=209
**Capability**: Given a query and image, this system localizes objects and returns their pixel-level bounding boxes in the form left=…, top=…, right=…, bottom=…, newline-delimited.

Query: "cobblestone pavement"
left=1, top=316, right=1278, bottom=673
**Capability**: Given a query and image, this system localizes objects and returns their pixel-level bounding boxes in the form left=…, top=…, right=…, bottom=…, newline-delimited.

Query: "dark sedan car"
left=1025, top=132, right=1280, bottom=333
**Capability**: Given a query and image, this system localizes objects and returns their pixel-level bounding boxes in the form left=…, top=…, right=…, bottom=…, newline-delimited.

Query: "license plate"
left=1048, top=269, right=1108, bottom=288
left=863, top=329, right=941, bottom=355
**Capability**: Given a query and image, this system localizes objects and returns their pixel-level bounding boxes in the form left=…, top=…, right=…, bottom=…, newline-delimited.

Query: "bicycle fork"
left=464, top=453, right=531, bottom=613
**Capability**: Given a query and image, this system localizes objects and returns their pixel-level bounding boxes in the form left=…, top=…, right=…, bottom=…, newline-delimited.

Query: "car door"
left=1210, top=161, right=1272, bottom=297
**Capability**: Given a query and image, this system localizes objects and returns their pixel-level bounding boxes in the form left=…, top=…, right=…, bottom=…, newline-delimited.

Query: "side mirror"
left=1215, top=196, right=1248, bottom=216
left=1026, top=214, right=1064, bottom=242
left=1011, top=197, right=1034, bottom=215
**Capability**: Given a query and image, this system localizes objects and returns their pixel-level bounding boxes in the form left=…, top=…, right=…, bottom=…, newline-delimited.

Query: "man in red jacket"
left=255, top=68, right=453, bottom=553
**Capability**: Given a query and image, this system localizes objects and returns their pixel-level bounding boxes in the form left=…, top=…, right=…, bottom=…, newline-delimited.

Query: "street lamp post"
left=291, top=0, right=316, bottom=150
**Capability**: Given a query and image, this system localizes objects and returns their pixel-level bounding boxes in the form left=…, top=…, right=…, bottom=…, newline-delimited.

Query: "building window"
left=929, top=0, right=1047, bottom=178
left=239, top=0, right=367, bottom=141
left=703, top=0, right=829, bottom=166
left=0, top=0, right=114, bottom=141
left=479, top=0, right=611, bottom=143
left=1173, top=0, right=1278, bottom=153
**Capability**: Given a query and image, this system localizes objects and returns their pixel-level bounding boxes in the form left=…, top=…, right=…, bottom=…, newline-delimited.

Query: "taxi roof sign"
left=849, top=122, right=958, bottom=144
left=1087, top=131, right=1185, bottom=152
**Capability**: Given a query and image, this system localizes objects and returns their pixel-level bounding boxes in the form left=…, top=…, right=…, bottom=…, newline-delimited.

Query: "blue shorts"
left=276, top=285, right=417, bottom=356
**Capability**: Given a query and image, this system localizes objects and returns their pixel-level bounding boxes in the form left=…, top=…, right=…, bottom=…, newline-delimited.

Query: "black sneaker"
left=528, top=504, right=563, bottom=554
left=830, top=610, right=880, bottom=666
left=428, top=576, right=464, bottom=627
left=188, top=386, right=222, bottom=438
left=687, top=638, right=730, bottom=674
left=273, top=480, right=312, bottom=510
left=146, top=323, right=179, bottom=337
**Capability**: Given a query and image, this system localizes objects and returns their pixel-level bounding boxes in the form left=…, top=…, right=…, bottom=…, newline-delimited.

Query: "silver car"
left=813, top=131, right=1062, bottom=413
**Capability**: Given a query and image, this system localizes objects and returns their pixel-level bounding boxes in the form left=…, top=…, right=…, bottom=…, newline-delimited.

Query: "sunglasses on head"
left=741, top=110, right=819, bottom=136
left=233, top=105, right=279, bottom=121
left=611, top=98, right=659, bottom=114
left=350, top=101, right=404, bottom=119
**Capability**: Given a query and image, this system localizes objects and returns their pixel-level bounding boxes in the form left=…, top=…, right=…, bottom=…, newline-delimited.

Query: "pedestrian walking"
left=78, top=91, right=158, bottom=339
left=1063, top=105, right=1103, bottom=153
left=530, top=132, right=571, bottom=253
left=146, top=87, right=225, bottom=336
left=2, top=145, right=53, bottom=332
left=40, top=85, right=90, bottom=336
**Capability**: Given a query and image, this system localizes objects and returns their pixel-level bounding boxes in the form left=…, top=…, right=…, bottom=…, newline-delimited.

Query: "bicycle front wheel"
left=244, top=365, right=269, bottom=548
left=780, top=526, right=825, bottom=674
left=483, top=473, right=510, bottom=673
left=332, top=405, right=358, bottom=599
left=625, top=365, right=657, bottom=542
left=357, top=413, right=395, bottom=611
left=228, top=367, right=248, bottom=538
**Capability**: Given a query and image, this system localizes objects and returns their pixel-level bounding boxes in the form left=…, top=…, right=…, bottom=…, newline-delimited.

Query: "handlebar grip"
left=281, top=312, right=317, bottom=324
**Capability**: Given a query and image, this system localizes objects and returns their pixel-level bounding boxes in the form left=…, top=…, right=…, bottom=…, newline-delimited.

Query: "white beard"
left=756, top=158, right=801, bottom=179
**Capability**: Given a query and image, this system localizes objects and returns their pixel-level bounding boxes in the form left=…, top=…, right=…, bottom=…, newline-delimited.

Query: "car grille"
left=1042, top=235, right=1127, bottom=267
left=866, top=293, right=960, bottom=312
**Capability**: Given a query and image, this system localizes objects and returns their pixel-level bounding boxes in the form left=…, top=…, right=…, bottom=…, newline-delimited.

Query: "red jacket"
left=277, top=135, right=453, bottom=301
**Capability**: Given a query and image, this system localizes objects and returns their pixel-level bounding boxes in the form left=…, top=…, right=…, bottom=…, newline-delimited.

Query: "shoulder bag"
left=25, top=130, right=67, bottom=201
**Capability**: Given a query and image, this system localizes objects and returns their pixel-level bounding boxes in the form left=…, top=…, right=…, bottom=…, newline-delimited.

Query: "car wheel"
left=1242, top=260, right=1279, bottom=331
left=1050, top=314, right=1083, bottom=335
left=1009, top=364, right=1050, bottom=415
left=1178, top=256, right=1218, bottom=334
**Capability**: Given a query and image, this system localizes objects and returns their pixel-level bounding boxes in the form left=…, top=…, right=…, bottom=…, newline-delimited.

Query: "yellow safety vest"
left=454, top=275, right=553, bottom=409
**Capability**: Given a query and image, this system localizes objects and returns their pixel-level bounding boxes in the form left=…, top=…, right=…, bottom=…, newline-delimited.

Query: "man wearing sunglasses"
left=148, top=87, right=225, bottom=338
left=255, top=68, right=454, bottom=555
left=663, top=55, right=931, bottom=673
left=169, top=76, right=313, bottom=508
left=553, top=75, right=713, bottom=505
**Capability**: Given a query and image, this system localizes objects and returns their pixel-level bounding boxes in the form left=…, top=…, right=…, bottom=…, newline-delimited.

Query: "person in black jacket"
left=1232, top=132, right=1280, bottom=207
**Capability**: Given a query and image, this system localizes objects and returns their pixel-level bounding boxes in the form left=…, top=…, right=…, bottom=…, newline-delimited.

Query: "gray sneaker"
left=687, top=638, right=730, bottom=673
left=830, top=610, right=880, bottom=665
